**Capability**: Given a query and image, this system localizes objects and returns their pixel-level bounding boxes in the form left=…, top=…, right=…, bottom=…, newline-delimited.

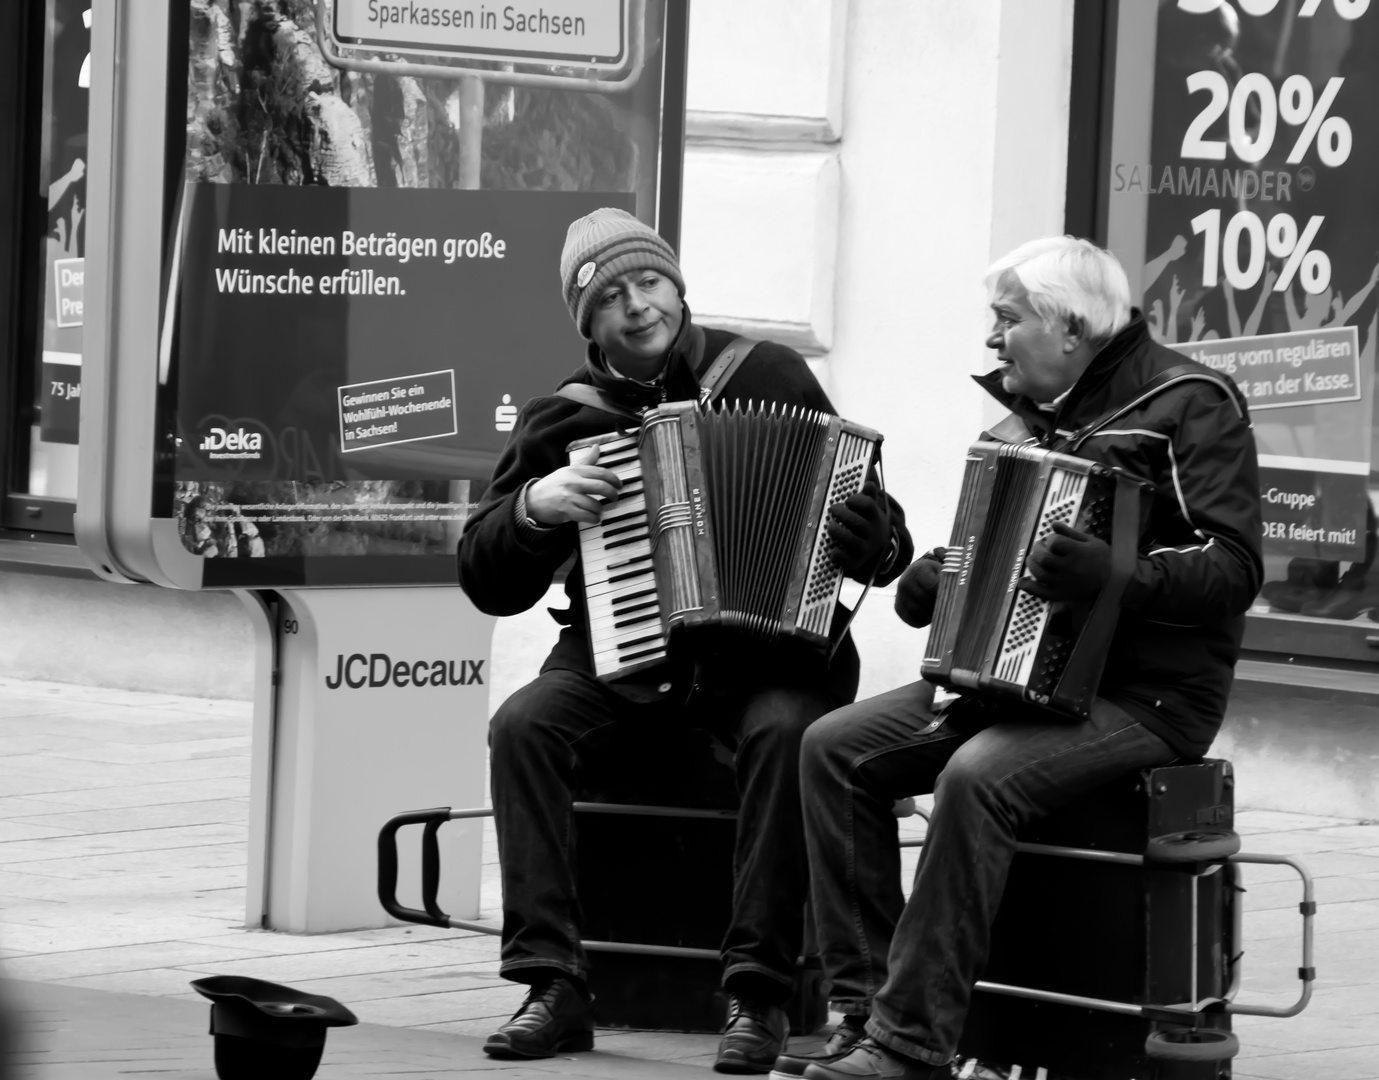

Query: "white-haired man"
left=772, top=237, right=1263, bottom=1080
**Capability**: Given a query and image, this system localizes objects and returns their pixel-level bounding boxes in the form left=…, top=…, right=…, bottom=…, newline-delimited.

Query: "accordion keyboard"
left=576, top=432, right=670, bottom=678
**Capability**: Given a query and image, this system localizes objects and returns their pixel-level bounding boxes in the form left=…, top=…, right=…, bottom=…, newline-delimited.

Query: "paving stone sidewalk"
left=1, top=675, right=1376, bottom=1079
left=3, top=979, right=716, bottom=1079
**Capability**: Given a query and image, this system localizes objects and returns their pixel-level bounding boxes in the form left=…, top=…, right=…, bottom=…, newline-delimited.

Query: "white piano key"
left=593, top=641, right=667, bottom=669
left=583, top=565, right=655, bottom=592
left=581, top=548, right=654, bottom=581
left=583, top=569, right=655, bottom=600
left=586, top=608, right=663, bottom=634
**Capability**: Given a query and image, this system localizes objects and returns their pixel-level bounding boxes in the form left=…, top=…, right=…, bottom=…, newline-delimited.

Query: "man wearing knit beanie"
left=458, top=207, right=914, bottom=1074
left=559, top=206, right=686, bottom=346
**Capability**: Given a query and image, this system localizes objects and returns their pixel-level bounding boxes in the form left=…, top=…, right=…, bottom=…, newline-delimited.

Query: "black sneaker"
left=770, top=1016, right=868, bottom=1078
left=714, top=993, right=790, bottom=1074
left=482, top=976, right=595, bottom=1059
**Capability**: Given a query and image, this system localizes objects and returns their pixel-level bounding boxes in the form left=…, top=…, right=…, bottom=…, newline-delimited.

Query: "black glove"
left=895, top=548, right=947, bottom=628
left=827, top=481, right=891, bottom=576
left=1018, top=522, right=1112, bottom=602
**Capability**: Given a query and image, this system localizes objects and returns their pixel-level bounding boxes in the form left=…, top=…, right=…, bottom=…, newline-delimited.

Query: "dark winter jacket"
left=972, top=311, right=1263, bottom=757
left=458, top=312, right=915, bottom=705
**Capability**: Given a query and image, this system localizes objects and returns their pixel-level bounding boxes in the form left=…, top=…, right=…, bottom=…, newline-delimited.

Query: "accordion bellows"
left=922, top=441, right=1149, bottom=719
left=570, top=401, right=881, bottom=681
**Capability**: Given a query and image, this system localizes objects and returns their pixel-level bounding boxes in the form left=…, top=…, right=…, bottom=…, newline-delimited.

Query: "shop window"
left=1, top=0, right=89, bottom=535
left=1083, top=0, right=1379, bottom=661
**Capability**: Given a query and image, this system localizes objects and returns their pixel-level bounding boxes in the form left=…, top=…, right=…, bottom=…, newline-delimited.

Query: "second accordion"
left=569, top=400, right=882, bottom=682
left=921, top=441, right=1151, bottom=719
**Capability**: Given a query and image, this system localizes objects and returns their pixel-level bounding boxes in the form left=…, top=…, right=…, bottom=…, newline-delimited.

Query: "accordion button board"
left=570, top=401, right=882, bottom=683
left=921, top=441, right=1128, bottom=719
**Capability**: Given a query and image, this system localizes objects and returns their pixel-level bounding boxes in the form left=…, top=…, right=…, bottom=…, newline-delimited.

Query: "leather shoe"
left=714, top=994, right=789, bottom=1074
left=802, top=1038, right=946, bottom=1080
left=770, top=1016, right=867, bottom=1078
left=483, top=976, right=594, bottom=1059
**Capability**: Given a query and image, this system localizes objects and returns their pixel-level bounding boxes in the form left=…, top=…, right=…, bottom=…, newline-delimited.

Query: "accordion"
left=921, top=441, right=1150, bottom=719
left=569, top=400, right=882, bottom=682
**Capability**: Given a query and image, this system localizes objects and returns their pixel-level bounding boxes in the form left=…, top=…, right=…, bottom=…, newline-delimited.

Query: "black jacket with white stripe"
left=973, top=310, right=1264, bottom=758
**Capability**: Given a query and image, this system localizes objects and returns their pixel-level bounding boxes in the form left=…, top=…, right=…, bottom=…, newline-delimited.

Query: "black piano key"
left=612, top=588, right=657, bottom=611
left=613, top=612, right=660, bottom=630
left=606, top=535, right=650, bottom=551
left=602, top=505, right=645, bottom=525
left=612, top=598, right=658, bottom=617
left=617, top=632, right=664, bottom=652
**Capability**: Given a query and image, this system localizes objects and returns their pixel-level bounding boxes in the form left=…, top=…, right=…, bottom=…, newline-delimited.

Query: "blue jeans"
left=800, top=682, right=1175, bottom=1065
left=490, top=667, right=842, bottom=996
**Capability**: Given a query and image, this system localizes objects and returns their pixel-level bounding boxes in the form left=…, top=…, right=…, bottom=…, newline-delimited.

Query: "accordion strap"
left=697, top=337, right=760, bottom=405
left=553, top=335, right=761, bottom=420
left=1062, top=364, right=1247, bottom=452
left=1048, top=471, right=1146, bottom=716
left=554, top=383, right=644, bottom=423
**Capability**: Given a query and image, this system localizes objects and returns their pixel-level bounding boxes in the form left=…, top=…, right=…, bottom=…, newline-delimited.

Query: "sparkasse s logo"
left=200, top=426, right=263, bottom=460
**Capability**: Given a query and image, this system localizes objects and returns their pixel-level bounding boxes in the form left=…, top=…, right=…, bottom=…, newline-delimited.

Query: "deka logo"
left=325, top=652, right=484, bottom=689
left=199, top=426, right=263, bottom=458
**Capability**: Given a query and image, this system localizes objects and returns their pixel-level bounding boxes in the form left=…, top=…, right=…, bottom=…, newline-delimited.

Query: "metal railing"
left=895, top=832, right=1315, bottom=1020
left=378, top=803, right=730, bottom=960
left=380, top=802, right=1315, bottom=1021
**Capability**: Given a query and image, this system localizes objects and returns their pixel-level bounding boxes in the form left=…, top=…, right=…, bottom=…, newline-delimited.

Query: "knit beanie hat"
left=560, top=207, right=685, bottom=339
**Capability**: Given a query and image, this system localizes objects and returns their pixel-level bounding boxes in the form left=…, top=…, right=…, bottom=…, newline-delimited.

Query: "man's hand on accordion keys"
left=1018, top=521, right=1113, bottom=603
left=526, top=446, right=624, bottom=526
left=826, top=481, right=891, bottom=577
left=895, top=548, right=946, bottom=628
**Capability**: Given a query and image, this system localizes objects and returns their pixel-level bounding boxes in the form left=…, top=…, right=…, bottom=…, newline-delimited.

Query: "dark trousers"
left=800, top=682, right=1175, bottom=1065
left=490, top=666, right=840, bottom=996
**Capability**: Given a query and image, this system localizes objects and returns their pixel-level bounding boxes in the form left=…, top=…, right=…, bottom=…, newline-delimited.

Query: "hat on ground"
left=191, top=975, right=358, bottom=1080
left=560, top=207, right=684, bottom=339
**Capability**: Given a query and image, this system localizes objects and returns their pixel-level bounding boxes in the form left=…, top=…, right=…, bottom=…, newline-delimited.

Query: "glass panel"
left=27, top=0, right=90, bottom=499
left=1103, top=0, right=1379, bottom=641
left=162, top=0, right=678, bottom=586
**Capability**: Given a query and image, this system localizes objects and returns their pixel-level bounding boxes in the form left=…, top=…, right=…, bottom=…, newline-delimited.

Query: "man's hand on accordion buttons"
left=895, top=548, right=947, bottom=628
left=1019, top=521, right=1111, bottom=603
left=827, top=481, right=891, bottom=575
left=526, top=446, right=623, bottom=526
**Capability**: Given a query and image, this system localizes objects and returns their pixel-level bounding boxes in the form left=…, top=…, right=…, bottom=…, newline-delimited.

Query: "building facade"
left=2, top=0, right=1375, bottom=816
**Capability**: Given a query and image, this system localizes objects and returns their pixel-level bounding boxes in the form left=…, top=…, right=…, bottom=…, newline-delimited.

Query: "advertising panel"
left=35, top=0, right=89, bottom=458
left=1105, top=0, right=1379, bottom=566
left=159, top=0, right=682, bottom=587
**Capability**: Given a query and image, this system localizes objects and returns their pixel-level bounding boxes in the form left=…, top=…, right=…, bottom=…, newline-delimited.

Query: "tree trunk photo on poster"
left=1105, top=0, right=1379, bottom=591
left=167, top=0, right=667, bottom=563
